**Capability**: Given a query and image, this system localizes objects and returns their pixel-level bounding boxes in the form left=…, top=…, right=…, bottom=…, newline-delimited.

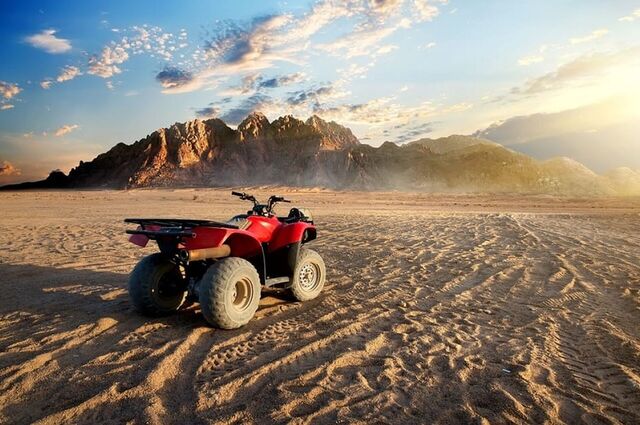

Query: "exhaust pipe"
left=179, top=244, right=231, bottom=262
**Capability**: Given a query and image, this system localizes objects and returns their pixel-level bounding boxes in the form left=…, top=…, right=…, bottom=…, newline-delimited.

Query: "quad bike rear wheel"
left=128, top=253, right=186, bottom=316
left=198, top=257, right=261, bottom=329
left=289, top=248, right=326, bottom=301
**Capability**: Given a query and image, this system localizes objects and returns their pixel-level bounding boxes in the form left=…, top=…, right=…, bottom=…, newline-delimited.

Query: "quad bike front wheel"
left=289, top=248, right=326, bottom=301
left=198, top=257, right=261, bottom=329
left=128, top=254, right=186, bottom=316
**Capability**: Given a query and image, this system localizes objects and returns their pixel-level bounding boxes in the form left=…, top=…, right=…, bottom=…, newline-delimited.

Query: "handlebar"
left=231, top=191, right=291, bottom=215
left=271, top=196, right=291, bottom=203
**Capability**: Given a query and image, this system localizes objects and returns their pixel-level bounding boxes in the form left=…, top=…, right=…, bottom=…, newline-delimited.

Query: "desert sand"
left=0, top=189, right=639, bottom=424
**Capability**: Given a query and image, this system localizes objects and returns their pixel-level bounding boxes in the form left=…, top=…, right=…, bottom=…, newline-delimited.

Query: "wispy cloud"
left=569, top=28, right=608, bottom=45
left=414, top=0, right=445, bottom=22
left=41, top=65, right=82, bottom=90
left=54, top=124, right=79, bottom=137
left=195, top=105, right=221, bottom=119
left=0, top=104, right=14, bottom=110
left=56, top=65, right=81, bottom=82
left=317, top=18, right=411, bottom=58
left=163, top=0, right=448, bottom=94
left=219, top=94, right=274, bottom=124
left=258, top=72, right=307, bottom=89
left=518, top=55, right=544, bottom=66
left=517, top=44, right=548, bottom=67
left=25, top=29, right=71, bottom=53
left=89, top=25, right=182, bottom=80
left=287, top=84, right=349, bottom=107
left=512, top=47, right=640, bottom=95
left=619, top=8, right=640, bottom=22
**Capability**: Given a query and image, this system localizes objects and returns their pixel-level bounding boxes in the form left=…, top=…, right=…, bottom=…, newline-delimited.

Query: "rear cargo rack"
left=125, top=228, right=196, bottom=238
left=124, top=218, right=239, bottom=229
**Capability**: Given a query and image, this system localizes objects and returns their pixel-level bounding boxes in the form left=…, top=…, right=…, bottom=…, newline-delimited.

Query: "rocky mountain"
left=2, top=113, right=638, bottom=195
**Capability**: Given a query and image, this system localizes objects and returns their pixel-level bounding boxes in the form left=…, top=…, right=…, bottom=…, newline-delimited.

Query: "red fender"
left=181, top=227, right=263, bottom=258
left=268, top=222, right=316, bottom=252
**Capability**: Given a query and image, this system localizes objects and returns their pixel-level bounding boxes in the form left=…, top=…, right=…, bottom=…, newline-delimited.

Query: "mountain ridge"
left=2, top=113, right=639, bottom=196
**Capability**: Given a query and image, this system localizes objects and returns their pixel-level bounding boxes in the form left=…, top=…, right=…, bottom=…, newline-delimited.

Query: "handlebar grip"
left=231, top=191, right=243, bottom=196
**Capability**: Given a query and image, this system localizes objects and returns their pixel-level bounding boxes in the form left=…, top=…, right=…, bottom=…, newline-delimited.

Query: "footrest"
left=265, top=277, right=290, bottom=287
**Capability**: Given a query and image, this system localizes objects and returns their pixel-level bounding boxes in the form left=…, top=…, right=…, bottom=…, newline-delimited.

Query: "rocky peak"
left=237, top=112, right=271, bottom=141
left=305, top=114, right=360, bottom=150
left=271, top=115, right=316, bottom=140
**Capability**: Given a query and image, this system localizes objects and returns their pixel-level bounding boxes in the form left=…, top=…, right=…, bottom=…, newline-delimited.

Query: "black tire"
left=198, top=257, right=261, bottom=329
left=128, top=254, right=186, bottom=316
left=289, top=248, right=325, bottom=301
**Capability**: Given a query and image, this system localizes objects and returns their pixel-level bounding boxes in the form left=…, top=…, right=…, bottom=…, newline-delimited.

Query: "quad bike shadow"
left=124, top=191, right=326, bottom=329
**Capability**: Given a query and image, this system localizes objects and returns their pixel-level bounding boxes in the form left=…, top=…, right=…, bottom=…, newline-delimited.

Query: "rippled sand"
left=1, top=189, right=639, bottom=424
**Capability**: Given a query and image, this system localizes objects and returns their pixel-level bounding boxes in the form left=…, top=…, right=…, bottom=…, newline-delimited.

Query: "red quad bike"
left=124, top=192, right=325, bottom=329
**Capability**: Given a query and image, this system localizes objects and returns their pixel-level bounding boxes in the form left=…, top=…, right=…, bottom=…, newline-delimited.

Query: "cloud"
left=194, top=97, right=232, bottom=118
left=220, top=94, right=274, bottom=124
left=313, top=96, right=436, bottom=126
left=368, top=0, right=404, bottom=17
left=258, top=72, right=307, bottom=89
left=518, top=55, right=544, bottom=66
left=619, top=8, right=640, bottom=22
left=317, top=18, right=411, bottom=58
left=474, top=97, right=640, bottom=172
left=56, top=65, right=81, bottom=82
left=54, top=124, right=79, bottom=137
left=25, top=29, right=71, bottom=53
left=413, top=0, right=442, bottom=22
left=40, top=65, right=82, bottom=90
left=512, top=47, right=640, bottom=95
left=0, top=81, right=21, bottom=99
left=569, top=28, right=608, bottom=45
left=195, top=105, right=220, bottom=118
left=203, top=15, right=293, bottom=71
left=162, top=0, right=423, bottom=94
left=394, top=121, right=435, bottom=143
left=287, top=85, right=346, bottom=107
left=376, top=44, right=398, bottom=55
left=156, top=66, right=195, bottom=90
left=218, top=72, right=307, bottom=96
left=421, top=41, right=436, bottom=49
left=0, top=160, right=20, bottom=176
left=158, top=0, right=447, bottom=95
left=88, top=46, right=129, bottom=78
left=88, top=25, right=183, bottom=80
left=0, top=81, right=20, bottom=110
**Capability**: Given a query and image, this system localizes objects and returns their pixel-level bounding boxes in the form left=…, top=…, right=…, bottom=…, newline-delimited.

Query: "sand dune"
left=0, top=190, right=639, bottom=424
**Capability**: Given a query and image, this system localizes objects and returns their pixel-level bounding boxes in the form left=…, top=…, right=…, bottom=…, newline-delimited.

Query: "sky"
left=1, top=0, right=639, bottom=183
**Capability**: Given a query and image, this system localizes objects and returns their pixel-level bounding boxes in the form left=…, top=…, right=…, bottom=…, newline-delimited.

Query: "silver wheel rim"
left=299, top=263, right=320, bottom=292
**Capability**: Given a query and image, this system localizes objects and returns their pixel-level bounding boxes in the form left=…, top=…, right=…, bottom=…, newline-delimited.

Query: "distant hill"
left=407, top=135, right=500, bottom=154
left=2, top=113, right=639, bottom=195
